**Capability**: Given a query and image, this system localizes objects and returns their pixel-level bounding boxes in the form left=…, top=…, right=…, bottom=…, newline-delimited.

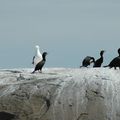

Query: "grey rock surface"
left=0, top=68, right=120, bottom=120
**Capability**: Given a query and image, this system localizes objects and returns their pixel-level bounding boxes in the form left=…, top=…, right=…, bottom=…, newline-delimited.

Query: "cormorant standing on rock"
left=93, top=50, right=105, bottom=67
left=32, top=52, right=47, bottom=73
left=80, top=56, right=95, bottom=67
left=104, top=48, right=120, bottom=69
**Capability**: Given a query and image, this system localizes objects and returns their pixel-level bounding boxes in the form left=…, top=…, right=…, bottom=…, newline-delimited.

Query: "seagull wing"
left=32, top=56, right=35, bottom=64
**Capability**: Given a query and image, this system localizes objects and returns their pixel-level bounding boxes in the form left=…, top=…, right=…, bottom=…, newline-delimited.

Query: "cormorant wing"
left=109, top=56, right=120, bottom=66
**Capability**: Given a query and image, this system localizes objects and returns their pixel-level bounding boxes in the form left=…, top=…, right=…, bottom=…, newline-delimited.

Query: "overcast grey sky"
left=0, top=0, right=120, bottom=68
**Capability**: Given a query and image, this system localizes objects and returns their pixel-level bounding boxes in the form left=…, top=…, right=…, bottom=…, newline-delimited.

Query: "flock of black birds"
left=80, top=50, right=105, bottom=68
left=81, top=48, right=120, bottom=69
left=32, top=45, right=120, bottom=73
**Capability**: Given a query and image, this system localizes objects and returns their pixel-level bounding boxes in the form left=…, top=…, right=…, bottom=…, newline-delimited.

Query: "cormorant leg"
left=39, top=70, right=42, bottom=73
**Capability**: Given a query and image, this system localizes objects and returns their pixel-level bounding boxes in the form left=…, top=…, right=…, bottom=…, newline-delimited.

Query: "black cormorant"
left=93, top=50, right=105, bottom=67
left=104, top=48, right=120, bottom=69
left=32, top=52, right=47, bottom=73
left=80, top=56, right=95, bottom=67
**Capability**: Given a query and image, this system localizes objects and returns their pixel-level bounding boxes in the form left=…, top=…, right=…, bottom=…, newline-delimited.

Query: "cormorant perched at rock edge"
left=32, top=45, right=42, bottom=66
left=32, top=52, right=47, bottom=73
left=93, top=50, right=105, bottom=67
left=80, top=56, right=95, bottom=67
left=104, top=48, right=120, bottom=69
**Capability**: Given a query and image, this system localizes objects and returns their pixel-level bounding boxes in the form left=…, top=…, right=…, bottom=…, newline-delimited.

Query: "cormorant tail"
left=80, top=66, right=83, bottom=68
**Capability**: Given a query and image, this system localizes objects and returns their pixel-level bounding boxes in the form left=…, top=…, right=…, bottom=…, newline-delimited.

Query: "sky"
left=0, top=0, right=120, bottom=68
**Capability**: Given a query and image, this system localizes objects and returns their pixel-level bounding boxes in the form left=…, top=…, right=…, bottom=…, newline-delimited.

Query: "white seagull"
left=32, top=45, right=43, bottom=66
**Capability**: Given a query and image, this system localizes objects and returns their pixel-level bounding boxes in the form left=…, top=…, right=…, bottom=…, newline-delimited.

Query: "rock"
left=0, top=68, right=120, bottom=120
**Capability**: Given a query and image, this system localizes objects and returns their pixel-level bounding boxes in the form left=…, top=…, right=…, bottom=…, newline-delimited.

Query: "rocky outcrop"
left=0, top=68, right=120, bottom=120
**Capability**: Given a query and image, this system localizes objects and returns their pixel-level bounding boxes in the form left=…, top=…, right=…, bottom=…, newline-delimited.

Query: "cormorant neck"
left=42, top=55, right=46, bottom=61
left=100, top=53, right=103, bottom=57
